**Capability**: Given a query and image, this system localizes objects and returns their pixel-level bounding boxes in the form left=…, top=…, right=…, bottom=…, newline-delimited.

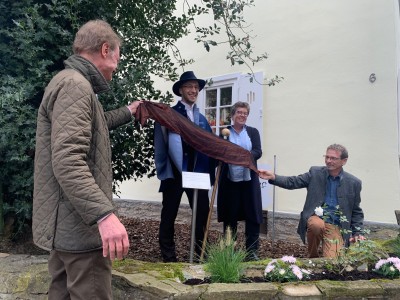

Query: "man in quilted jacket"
left=33, top=20, right=140, bottom=299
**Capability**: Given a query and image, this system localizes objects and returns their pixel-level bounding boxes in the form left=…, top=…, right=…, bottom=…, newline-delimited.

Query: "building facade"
left=117, top=0, right=400, bottom=225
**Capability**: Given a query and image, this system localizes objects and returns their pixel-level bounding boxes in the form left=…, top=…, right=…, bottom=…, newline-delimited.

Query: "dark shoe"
left=245, top=252, right=260, bottom=262
left=160, top=238, right=177, bottom=263
left=163, top=256, right=177, bottom=263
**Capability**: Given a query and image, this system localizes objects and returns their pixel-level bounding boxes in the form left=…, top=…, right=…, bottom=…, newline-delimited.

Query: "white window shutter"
left=197, top=90, right=205, bottom=111
left=237, top=71, right=264, bottom=140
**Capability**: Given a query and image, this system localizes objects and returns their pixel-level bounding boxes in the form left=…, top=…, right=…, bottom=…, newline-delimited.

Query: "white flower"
left=279, top=269, right=286, bottom=275
left=314, top=206, right=324, bottom=217
left=302, top=269, right=311, bottom=275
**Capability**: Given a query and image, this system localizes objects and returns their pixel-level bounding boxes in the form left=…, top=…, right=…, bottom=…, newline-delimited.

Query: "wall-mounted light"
left=369, top=73, right=376, bottom=83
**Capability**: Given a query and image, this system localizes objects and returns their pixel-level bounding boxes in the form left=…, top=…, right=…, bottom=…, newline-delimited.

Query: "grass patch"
left=382, top=235, right=400, bottom=257
left=204, top=228, right=247, bottom=283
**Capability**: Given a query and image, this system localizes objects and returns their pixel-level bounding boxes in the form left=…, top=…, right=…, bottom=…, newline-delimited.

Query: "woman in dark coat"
left=217, top=101, right=263, bottom=261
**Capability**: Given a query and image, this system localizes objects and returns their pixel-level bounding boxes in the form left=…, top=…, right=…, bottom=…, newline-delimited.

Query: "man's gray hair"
left=327, top=144, right=348, bottom=159
left=73, top=20, right=122, bottom=55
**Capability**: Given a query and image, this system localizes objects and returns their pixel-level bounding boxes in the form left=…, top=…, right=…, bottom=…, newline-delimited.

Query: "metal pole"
left=271, top=155, right=277, bottom=248
left=189, top=188, right=198, bottom=264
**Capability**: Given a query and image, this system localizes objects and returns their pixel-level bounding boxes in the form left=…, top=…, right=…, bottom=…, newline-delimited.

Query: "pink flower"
left=290, top=265, right=303, bottom=280
left=375, top=259, right=387, bottom=270
left=264, top=264, right=275, bottom=274
left=375, top=257, right=400, bottom=272
left=264, top=256, right=312, bottom=282
left=387, top=257, right=400, bottom=264
left=281, top=255, right=296, bottom=264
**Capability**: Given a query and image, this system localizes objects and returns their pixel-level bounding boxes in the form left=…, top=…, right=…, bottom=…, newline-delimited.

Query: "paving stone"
left=316, top=280, right=384, bottom=298
left=203, top=282, right=279, bottom=299
left=282, top=283, right=322, bottom=297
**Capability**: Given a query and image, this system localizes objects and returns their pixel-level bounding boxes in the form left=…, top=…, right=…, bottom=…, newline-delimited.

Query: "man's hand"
left=349, top=235, right=366, bottom=243
left=98, top=213, right=130, bottom=260
left=258, top=169, right=275, bottom=180
left=127, top=100, right=143, bottom=115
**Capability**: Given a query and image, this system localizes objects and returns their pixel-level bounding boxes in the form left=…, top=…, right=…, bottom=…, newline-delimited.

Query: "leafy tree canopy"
left=0, top=0, right=274, bottom=236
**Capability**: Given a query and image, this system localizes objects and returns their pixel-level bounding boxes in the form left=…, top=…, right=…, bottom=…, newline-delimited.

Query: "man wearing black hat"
left=154, top=71, right=214, bottom=262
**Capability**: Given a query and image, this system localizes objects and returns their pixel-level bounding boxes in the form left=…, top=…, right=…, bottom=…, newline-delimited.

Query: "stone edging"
left=111, top=261, right=400, bottom=299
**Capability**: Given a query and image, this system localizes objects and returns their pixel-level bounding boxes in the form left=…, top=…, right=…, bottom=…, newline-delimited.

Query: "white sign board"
left=258, top=163, right=273, bottom=209
left=182, top=172, right=211, bottom=190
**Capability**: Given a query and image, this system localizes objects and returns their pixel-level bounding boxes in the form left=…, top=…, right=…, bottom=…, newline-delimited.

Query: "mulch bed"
left=122, top=217, right=309, bottom=262
left=0, top=217, right=308, bottom=261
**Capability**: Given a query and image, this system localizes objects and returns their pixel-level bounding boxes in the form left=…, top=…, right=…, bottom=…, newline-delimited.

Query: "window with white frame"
left=204, top=86, right=233, bottom=134
left=198, top=72, right=264, bottom=138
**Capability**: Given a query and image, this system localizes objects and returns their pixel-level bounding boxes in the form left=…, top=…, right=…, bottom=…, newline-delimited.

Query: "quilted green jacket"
left=33, top=55, right=132, bottom=252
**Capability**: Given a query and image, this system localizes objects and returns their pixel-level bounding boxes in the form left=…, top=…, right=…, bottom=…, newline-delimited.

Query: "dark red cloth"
left=135, top=101, right=258, bottom=172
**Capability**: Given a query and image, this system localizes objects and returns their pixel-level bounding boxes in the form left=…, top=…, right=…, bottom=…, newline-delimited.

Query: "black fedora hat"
left=172, top=71, right=206, bottom=96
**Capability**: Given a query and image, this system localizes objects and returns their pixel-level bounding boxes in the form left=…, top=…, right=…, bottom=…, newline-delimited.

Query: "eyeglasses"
left=323, top=155, right=341, bottom=161
left=181, top=84, right=199, bottom=90
left=236, top=111, right=248, bottom=117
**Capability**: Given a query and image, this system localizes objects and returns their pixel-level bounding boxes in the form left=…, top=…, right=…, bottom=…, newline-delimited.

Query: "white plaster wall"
left=116, top=0, right=400, bottom=224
